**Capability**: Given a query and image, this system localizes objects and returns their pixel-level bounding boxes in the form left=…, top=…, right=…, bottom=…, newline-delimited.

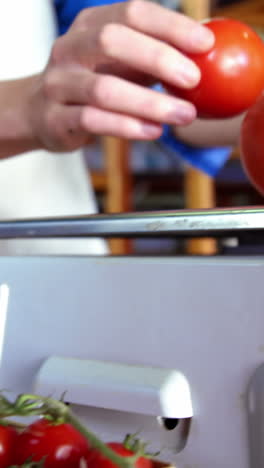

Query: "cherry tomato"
left=240, top=93, right=264, bottom=194
left=167, top=18, right=264, bottom=118
left=14, top=419, right=89, bottom=468
left=85, top=442, right=153, bottom=468
left=0, top=425, right=17, bottom=468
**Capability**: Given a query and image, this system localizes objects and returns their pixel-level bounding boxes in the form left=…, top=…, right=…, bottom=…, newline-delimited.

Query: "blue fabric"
left=159, top=125, right=231, bottom=177
left=54, top=0, right=123, bottom=35
left=54, top=0, right=232, bottom=176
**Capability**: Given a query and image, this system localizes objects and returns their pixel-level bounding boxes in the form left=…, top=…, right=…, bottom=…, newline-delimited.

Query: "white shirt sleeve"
left=0, top=0, right=108, bottom=255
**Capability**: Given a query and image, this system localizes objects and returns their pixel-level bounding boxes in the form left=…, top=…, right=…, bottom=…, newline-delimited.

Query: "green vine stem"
left=66, top=411, right=143, bottom=467
left=0, top=393, right=151, bottom=468
left=0, top=419, right=26, bottom=430
left=9, top=459, right=45, bottom=468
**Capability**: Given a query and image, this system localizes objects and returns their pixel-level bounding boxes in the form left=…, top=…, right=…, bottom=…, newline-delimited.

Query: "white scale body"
left=0, top=207, right=263, bottom=468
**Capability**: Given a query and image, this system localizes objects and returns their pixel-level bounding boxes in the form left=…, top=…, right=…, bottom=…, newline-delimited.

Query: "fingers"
left=54, top=0, right=215, bottom=91
left=119, top=0, right=214, bottom=53
left=101, top=25, right=202, bottom=88
left=80, top=106, right=162, bottom=139
left=42, top=0, right=215, bottom=147
left=42, top=105, right=90, bottom=151
left=46, top=67, right=196, bottom=125
left=76, top=0, right=214, bottom=53
left=42, top=101, right=162, bottom=149
left=56, top=26, right=201, bottom=89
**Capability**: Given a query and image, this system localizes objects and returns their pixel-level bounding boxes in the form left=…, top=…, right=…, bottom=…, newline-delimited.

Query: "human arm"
left=0, top=76, right=41, bottom=159
left=173, top=113, right=245, bottom=148
left=0, top=0, right=215, bottom=160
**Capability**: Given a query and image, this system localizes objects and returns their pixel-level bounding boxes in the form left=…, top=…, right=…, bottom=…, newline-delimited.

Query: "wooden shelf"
left=90, top=171, right=106, bottom=191
left=213, top=0, right=264, bottom=28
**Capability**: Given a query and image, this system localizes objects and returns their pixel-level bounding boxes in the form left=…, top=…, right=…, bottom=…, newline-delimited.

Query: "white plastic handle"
left=34, top=356, right=193, bottom=419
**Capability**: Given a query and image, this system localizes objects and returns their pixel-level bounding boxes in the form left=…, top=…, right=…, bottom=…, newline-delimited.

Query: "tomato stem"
left=0, top=418, right=26, bottom=429
left=9, top=458, right=45, bottom=468
left=66, top=411, right=143, bottom=468
left=0, top=393, right=148, bottom=468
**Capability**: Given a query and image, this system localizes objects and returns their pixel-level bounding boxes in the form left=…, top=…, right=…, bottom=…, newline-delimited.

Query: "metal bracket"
left=247, top=363, right=264, bottom=467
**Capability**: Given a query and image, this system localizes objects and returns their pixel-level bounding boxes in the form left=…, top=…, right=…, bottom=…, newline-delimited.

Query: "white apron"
left=0, top=0, right=108, bottom=255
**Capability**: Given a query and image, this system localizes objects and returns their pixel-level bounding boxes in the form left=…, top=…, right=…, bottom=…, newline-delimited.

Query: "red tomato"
left=0, top=425, right=17, bottom=468
left=14, top=419, right=89, bottom=468
left=167, top=18, right=264, bottom=118
left=240, top=93, right=264, bottom=194
left=85, top=442, right=153, bottom=468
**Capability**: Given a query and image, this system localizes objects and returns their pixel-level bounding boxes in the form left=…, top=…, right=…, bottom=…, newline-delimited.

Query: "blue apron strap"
left=159, top=124, right=231, bottom=177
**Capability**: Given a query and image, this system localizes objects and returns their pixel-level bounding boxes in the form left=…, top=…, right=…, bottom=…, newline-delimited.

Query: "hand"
left=27, top=0, right=214, bottom=152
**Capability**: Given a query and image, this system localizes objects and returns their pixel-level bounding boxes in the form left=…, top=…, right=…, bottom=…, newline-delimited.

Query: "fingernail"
left=169, top=104, right=196, bottom=124
left=177, top=63, right=201, bottom=87
left=141, top=123, right=161, bottom=138
left=190, top=26, right=215, bottom=51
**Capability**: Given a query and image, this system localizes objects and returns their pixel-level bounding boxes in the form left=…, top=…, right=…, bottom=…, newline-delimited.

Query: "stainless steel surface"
left=0, top=206, right=263, bottom=239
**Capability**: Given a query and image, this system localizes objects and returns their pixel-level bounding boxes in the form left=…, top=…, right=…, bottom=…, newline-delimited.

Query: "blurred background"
left=82, top=0, right=264, bottom=256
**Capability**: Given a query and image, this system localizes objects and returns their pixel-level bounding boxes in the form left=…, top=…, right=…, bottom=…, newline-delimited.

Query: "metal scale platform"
left=0, top=206, right=263, bottom=468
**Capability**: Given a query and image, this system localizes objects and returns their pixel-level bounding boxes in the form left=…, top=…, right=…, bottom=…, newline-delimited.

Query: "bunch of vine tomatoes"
left=0, top=418, right=152, bottom=468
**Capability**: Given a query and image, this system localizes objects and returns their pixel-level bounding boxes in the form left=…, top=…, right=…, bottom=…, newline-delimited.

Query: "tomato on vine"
left=14, top=419, right=90, bottom=468
left=85, top=441, right=153, bottom=468
left=0, top=424, right=18, bottom=468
